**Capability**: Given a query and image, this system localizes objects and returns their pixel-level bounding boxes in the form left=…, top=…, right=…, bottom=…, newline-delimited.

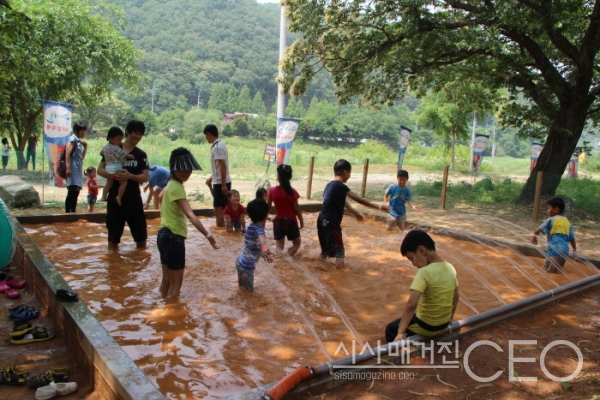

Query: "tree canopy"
left=281, top=0, right=600, bottom=201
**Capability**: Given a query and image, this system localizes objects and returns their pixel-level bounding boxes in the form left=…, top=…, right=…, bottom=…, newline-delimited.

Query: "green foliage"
left=354, top=142, right=392, bottom=164
left=582, top=154, right=600, bottom=173
left=556, top=178, right=600, bottom=217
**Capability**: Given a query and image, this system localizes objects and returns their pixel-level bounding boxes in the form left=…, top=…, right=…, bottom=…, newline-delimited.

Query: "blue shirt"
left=386, top=184, right=412, bottom=217
left=236, top=224, right=265, bottom=271
left=538, top=215, right=575, bottom=257
left=319, top=180, right=350, bottom=226
left=149, top=166, right=170, bottom=188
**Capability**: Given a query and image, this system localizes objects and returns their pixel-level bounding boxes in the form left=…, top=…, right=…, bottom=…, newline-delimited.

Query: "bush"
left=474, top=178, right=494, bottom=191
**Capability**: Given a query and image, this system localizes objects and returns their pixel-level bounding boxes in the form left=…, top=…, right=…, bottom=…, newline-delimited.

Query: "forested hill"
left=115, top=0, right=282, bottom=113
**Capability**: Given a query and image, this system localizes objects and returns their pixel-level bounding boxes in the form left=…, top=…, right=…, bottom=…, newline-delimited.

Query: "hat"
left=171, top=153, right=202, bottom=172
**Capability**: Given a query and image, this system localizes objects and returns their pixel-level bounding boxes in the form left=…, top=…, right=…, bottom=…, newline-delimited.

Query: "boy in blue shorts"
left=384, top=169, right=419, bottom=231
left=236, top=199, right=274, bottom=292
left=318, top=159, right=388, bottom=269
left=531, top=197, right=577, bottom=273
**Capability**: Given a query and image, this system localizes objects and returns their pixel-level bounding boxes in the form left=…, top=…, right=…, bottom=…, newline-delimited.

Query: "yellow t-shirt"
left=158, top=180, right=188, bottom=238
left=408, top=261, right=458, bottom=337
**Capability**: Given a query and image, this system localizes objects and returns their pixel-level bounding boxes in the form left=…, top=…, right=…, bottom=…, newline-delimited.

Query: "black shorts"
left=317, top=216, right=344, bottom=258
left=87, top=194, right=97, bottom=205
left=213, top=182, right=232, bottom=208
left=273, top=218, right=300, bottom=241
left=157, top=228, right=186, bottom=270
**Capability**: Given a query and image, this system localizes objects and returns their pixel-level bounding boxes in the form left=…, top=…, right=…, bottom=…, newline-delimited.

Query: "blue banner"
left=276, top=118, right=300, bottom=165
left=398, top=126, right=411, bottom=170
left=43, top=100, right=72, bottom=187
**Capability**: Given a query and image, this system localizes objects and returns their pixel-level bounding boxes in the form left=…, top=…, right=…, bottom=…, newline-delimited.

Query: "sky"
left=256, top=0, right=280, bottom=3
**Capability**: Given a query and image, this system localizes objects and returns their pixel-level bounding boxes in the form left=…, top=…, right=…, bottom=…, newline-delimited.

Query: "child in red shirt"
left=267, top=164, right=304, bottom=256
left=85, top=166, right=104, bottom=212
left=224, top=189, right=246, bottom=233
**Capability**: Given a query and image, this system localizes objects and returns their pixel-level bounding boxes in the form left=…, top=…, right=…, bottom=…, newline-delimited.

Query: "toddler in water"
left=267, top=164, right=304, bottom=256
left=224, top=189, right=246, bottom=233
left=384, top=169, right=419, bottom=232
left=100, top=127, right=135, bottom=206
left=236, top=199, right=273, bottom=292
left=84, top=166, right=104, bottom=212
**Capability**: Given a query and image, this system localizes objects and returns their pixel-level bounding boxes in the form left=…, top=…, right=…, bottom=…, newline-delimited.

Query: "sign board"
left=264, top=143, right=276, bottom=163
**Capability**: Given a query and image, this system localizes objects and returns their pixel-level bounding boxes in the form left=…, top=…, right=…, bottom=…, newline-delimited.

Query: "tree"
left=208, top=83, right=228, bottom=112
left=285, top=96, right=306, bottom=119
left=251, top=91, right=267, bottom=115
left=4, top=0, right=141, bottom=168
left=237, top=85, right=252, bottom=113
left=304, top=97, right=340, bottom=141
left=226, top=85, right=239, bottom=113
left=281, top=0, right=600, bottom=202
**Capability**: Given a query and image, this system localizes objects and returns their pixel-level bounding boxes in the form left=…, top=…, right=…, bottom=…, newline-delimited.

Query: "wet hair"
left=400, top=230, right=436, bottom=256
left=256, top=188, right=268, bottom=200
left=73, top=121, right=86, bottom=133
left=1, top=138, right=7, bottom=145
left=203, top=124, right=219, bottom=137
left=398, top=169, right=409, bottom=178
left=227, top=189, right=240, bottom=201
left=107, top=126, right=124, bottom=140
left=125, top=120, right=145, bottom=135
left=547, top=197, right=565, bottom=213
left=333, top=159, right=351, bottom=176
left=276, top=164, right=294, bottom=196
left=247, top=199, right=268, bottom=223
left=84, top=166, right=96, bottom=176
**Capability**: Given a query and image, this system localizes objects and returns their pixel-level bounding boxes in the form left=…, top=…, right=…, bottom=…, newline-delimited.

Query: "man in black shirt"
left=98, top=120, right=149, bottom=249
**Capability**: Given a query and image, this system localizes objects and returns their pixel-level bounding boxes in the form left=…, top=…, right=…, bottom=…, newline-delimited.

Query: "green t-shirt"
left=158, top=180, right=188, bottom=238
left=409, top=261, right=458, bottom=336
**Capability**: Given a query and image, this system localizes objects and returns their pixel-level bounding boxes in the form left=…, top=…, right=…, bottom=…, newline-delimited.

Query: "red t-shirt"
left=224, top=203, right=246, bottom=222
left=87, top=177, right=99, bottom=195
left=268, top=186, right=300, bottom=220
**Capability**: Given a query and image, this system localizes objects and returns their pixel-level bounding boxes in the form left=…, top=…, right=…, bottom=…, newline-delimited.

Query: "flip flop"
left=4, top=277, right=26, bottom=289
left=10, top=322, right=34, bottom=337
left=8, top=304, right=30, bottom=314
left=11, top=326, right=56, bottom=345
left=9, top=306, right=38, bottom=322
left=55, top=289, right=78, bottom=302
left=0, top=281, right=8, bottom=293
left=0, top=364, right=29, bottom=386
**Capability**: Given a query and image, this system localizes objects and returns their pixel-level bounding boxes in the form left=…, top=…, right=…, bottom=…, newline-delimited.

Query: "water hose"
left=264, top=366, right=317, bottom=400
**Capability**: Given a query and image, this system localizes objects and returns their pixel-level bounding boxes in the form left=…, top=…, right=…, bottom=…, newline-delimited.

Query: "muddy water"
left=22, top=214, right=595, bottom=399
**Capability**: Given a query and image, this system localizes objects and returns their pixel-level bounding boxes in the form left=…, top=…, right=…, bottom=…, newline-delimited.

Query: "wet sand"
left=22, top=214, right=596, bottom=399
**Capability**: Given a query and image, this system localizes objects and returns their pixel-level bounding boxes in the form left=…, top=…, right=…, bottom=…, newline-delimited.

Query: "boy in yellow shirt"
left=386, top=230, right=459, bottom=342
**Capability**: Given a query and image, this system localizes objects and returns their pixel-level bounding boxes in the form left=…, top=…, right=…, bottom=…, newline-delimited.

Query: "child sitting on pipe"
left=385, top=230, right=459, bottom=343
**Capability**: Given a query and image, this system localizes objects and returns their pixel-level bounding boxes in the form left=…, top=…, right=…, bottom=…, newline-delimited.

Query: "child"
left=157, top=147, right=219, bottom=297
left=385, top=230, right=459, bottom=343
left=2, top=138, right=10, bottom=171
left=317, top=159, right=389, bottom=268
left=224, top=189, right=246, bottom=233
left=384, top=169, right=419, bottom=231
left=84, top=167, right=104, bottom=212
left=256, top=188, right=268, bottom=201
left=531, top=197, right=577, bottom=273
left=267, top=164, right=304, bottom=256
left=236, top=199, right=274, bottom=292
left=100, top=127, right=135, bottom=206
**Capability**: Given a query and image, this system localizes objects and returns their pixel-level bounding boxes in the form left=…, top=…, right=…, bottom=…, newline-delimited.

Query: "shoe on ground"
left=50, top=381, right=78, bottom=395
left=35, top=385, right=56, bottom=400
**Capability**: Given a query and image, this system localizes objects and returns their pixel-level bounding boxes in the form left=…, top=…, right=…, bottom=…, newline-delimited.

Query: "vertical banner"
left=530, top=142, right=543, bottom=172
left=43, top=100, right=72, bottom=187
left=397, top=126, right=412, bottom=170
left=567, top=149, right=580, bottom=178
left=472, top=134, right=490, bottom=171
left=276, top=118, right=300, bottom=165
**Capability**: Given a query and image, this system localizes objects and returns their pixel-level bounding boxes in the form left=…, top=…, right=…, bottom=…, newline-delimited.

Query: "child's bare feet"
left=116, top=196, right=122, bottom=206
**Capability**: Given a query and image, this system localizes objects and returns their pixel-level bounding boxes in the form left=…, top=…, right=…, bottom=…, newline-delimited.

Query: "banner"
left=472, top=133, right=490, bottom=171
left=530, top=142, right=543, bottom=172
left=276, top=118, right=300, bottom=165
left=567, top=149, right=580, bottom=178
left=43, top=100, right=72, bottom=187
left=397, top=126, right=411, bottom=170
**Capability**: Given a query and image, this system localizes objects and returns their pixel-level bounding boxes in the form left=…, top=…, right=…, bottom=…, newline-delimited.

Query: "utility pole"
left=276, top=5, right=287, bottom=120
left=469, top=114, right=477, bottom=171
left=151, top=82, right=155, bottom=114
left=491, top=125, right=496, bottom=166
left=197, top=91, right=201, bottom=110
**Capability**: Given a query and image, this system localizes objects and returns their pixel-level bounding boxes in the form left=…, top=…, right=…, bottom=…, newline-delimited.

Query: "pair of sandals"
left=0, top=364, right=29, bottom=386
left=0, top=273, right=26, bottom=299
left=9, top=304, right=39, bottom=322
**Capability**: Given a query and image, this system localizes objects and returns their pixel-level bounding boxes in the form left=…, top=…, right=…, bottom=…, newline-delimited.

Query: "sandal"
left=0, top=281, right=8, bottom=293
left=8, top=304, right=30, bottom=314
left=10, top=321, right=34, bottom=337
left=11, top=326, right=56, bottom=345
left=28, top=367, right=68, bottom=389
left=55, top=289, right=78, bottom=302
left=9, top=306, right=38, bottom=322
left=0, top=364, right=29, bottom=386
left=6, top=288, right=20, bottom=299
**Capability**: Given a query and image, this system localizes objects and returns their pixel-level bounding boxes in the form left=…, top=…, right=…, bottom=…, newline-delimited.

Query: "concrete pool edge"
left=12, top=222, right=166, bottom=400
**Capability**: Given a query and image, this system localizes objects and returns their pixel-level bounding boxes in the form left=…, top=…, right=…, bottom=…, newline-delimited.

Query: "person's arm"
left=218, top=159, right=228, bottom=194
left=81, top=141, right=87, bottom=160
left=113, top=168, right=149, bottom=184
left=89, top=180, right=104, bottom=189
left=144, top=186, right=154, bottom=210
left=205, top=177, right=213, bottom=195
left=393, top=290, right=422, bottom=341
left=451, top=287, right=460, bottom=320
left=407, top=200, right=420, bottom=211
left=97, top=160, right=111, bottom=180
left=225, top=213, right=232, bottom=232
left=531, top=227, right=543, bottom=244
left=240, top=212, right=246, bottom=232
left=344, top=201, right=365, bottom=222
left=176, top=198, right=219, bottom=249
left=259, top=234, right=274, bottom=262
left=65, top=140, right=74, bottom=177
left=347, top=190, right=389, bottom=213
left=293, top=199, right=304, bottom=229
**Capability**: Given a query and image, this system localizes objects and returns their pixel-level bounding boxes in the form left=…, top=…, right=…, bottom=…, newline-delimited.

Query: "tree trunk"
left=517, top=111, right=586, bottom=204
left=450, top=126, right=456, bottom=170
